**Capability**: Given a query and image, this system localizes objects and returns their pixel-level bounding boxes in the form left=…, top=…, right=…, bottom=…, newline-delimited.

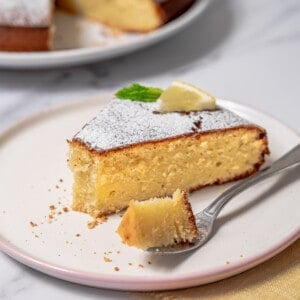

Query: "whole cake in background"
left=57, top=0, right=195, bottom=32
left=0, top=0, right=195, bottom=51
left=68, top=82, right=270, bottom=218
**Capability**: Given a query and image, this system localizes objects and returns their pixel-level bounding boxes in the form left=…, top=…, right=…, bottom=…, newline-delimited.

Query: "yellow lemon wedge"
left=158, top=80, right=216, bottom=112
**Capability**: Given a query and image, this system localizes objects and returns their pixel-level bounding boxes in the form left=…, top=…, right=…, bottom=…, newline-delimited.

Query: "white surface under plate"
left=0, top=0, right=210, bottom=69
left=0, top=96, right=299, bottom=291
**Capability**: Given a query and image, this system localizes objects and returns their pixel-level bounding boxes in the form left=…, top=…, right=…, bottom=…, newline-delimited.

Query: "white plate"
left=0, top=0, right=211, bottom=69
left=0, top=96, right=299, bottom=291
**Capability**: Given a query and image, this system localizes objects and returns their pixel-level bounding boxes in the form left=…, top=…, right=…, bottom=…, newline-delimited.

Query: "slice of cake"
left=56, top=0, right=195, bottom=32
left=0, top=0, right=54, bottom=51
left=117, top=189, right=198, bottom=249
left=68, top=94, right=269, bottom=218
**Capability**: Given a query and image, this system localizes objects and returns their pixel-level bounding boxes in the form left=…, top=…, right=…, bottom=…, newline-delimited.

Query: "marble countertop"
left=0, top=0, right=299, bottom=299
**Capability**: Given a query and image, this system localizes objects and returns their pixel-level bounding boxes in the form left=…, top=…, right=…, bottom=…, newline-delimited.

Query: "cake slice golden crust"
left=117, top=189, right=198, bottom=249
left=0, top=26, right=50, bottom=51
left=68, top=98, right=269, bottom=218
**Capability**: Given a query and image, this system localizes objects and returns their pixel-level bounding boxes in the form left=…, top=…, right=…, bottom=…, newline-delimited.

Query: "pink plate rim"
left=0, top=228, right=299, bottom=291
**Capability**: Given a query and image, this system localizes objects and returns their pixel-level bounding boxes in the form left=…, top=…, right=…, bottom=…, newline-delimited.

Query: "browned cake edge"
left=181, top=190, right=199, bottom=238
left=0, top=26, right=50, bottom=51
left=157, top=0, right=196, bottom=24
left=68, top=125, right=270, bottom=198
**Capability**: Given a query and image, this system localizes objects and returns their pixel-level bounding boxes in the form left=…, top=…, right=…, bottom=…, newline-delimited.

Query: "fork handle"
left=203, top=144, right=300, bottom=219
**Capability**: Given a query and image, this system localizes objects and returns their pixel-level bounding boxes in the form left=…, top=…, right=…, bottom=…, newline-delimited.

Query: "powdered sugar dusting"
left=73, top=98, right=251, bottom=152
left=0, top=0, right=52, bottom=27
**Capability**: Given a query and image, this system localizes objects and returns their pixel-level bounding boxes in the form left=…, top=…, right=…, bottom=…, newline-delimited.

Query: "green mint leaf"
left=115, top=83, right=163, bottom=102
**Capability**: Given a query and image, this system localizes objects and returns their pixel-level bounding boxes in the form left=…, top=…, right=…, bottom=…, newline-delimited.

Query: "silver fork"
left=147, top=144, right=300, bottom=254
